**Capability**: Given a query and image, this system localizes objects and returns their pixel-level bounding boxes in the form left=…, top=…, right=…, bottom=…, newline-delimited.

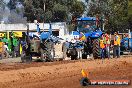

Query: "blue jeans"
left=106, top=46, right=110, bottom=58
left=118, top=46, right=120, bottom=57
left=113, top=45, right=120, bottom=58
left=100, top=48, right=105, bottom=59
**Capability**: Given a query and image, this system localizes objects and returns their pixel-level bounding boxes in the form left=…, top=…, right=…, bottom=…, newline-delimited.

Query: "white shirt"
left=4, top=45, right=9, bottom=51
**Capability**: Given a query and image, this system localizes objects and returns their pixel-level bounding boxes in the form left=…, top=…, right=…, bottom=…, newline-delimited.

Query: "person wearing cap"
left=113, top=32, right=121, bottom=58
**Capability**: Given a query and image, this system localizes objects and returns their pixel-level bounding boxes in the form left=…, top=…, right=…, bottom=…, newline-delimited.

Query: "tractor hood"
left=40, top=32, right=50, bottom=40
left=84, top=32, right=91, bottom=38
left=90, top=30, right=102, bottom=38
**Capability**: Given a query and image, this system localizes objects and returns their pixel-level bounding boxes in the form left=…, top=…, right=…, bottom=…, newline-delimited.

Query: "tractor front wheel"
left=21, top=51, right=32, bottom=63
left=70, top=49, right=78, bottom=60
left=71, top=55, right=77, bottom=60
left=82, top=54, right=87, bottom=59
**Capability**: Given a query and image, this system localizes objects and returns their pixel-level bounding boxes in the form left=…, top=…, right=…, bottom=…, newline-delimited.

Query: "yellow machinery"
left=0, top=33, right=5, bottom=37
left=0, top=42, right=9, bottom=59
left=13, top=32, right=22, bottom=37
left=0, top=32, right=9, bottom=59
left=0, top=31, right=23, bottom=59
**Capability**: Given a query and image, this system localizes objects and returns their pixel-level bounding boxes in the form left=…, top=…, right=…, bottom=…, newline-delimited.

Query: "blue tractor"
left=65, top=17, right=103, bottom=59
left=120, top=32, right=132, bottom=54
left=21, top=22, right=62, bottom=62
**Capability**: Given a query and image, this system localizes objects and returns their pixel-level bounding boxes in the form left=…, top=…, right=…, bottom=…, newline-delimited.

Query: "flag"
left=79, top=32, right=86, bottom=41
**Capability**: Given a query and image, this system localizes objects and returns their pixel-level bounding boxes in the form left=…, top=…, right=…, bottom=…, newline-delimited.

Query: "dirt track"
left=0, top=57, right=132, bottom=88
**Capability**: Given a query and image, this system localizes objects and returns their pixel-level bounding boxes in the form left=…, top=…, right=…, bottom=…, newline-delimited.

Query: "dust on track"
left=0, top=57, right=132, bottom=88
left=0, top=59, right=89, bottom=71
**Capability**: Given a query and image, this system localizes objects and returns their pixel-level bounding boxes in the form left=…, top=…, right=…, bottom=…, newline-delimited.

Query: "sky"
left=4, top=0, right=10, bottom=4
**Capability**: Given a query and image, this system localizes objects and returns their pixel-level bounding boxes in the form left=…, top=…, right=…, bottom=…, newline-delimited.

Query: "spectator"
left=113, top=32, right=121, bottom=58
left=105, top=33, right=111, bottom=58
left=100, top=36, right=105, bottom=59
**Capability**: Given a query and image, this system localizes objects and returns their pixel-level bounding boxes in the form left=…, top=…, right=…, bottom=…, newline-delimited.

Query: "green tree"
left=23, top=0, right=85, bottom=22
left=24, top=0, right=35, bottom=22
left=70, top=1, right=85, bottom=18
left=52, top=3, right=68, bottom=22
left=87, top=0, right=129, bottom=32
left=45, top=10, right=52, bottom=22
left=7, top=0, right=17, bottom=10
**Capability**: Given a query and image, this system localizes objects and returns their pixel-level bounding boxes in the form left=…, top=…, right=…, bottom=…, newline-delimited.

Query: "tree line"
left=0, top=0, right=132, bottom=32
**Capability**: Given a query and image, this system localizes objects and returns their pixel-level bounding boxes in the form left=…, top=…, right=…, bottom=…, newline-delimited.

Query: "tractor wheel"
left=71, top=55, right=77, bottom=60
left=93, top=38, right=100, bottom=59
left=82, top=54, right=87, bottom=59
left=41, top=41, right=55, bottom=62
left=66, top=50, right=71, bottom=57
left=62, top=45, right=67, bottom=60
left=40, top=48, right=47, bottom=62
left=26, top=55, right=32, bottom=62
left=63, top=50, right=66, bottom=60
left=21, top=51, right=26, bottom=63
left=49, top=45, right=55, bottom=62
left=21, top=51, right=32, bottom=63
left=47, top=42, right=55, bottom=62
left=70, top=49, right=78, bottom=60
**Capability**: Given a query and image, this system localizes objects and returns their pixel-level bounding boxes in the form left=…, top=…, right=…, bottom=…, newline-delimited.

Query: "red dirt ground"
left=0, top=57, right=132, bottom=88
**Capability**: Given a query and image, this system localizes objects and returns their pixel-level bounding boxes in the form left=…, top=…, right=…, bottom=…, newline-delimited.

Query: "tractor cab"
left=76, top=17, right=96, bottom=33
left=76, top=17, right=102, bottom=38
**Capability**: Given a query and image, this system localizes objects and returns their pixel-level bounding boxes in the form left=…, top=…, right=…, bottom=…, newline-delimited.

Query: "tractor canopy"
left=90, top=30, right=103, bottom=38
left=77, top=17, right=96, bottom=21
left=76, top=17, right=102, bottom=38
left=76, top=17, right=96, bottom=33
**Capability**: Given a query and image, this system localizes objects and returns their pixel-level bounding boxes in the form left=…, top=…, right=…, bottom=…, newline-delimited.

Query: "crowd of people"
left=100, top=32, right=121, bottom=59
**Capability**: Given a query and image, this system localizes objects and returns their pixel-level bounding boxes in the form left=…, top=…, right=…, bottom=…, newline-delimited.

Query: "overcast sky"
left=4, top=0, right=10, bottom=4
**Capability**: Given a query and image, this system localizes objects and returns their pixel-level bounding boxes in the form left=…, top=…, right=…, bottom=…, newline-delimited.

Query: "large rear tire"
left=93, top=38, right=100, bottom=59
left=21, top=51, right=32, bottom=63
left=49, top=43, right=55, bottom=62
left=40, top=41, right=55, bottom=62
left=71, top=55, right=77, bottom=60
left=70, top=49, right=78, bottom=60
left=82, top=54, right=87, bottom=59
left=40, top=48, right=47, bottom=62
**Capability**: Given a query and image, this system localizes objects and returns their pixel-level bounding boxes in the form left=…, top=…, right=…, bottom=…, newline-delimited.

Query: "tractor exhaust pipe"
left=26, top=24, right=30, bottom=56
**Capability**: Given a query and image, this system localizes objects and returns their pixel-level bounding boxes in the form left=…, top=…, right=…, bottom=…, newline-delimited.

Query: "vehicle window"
left=77, top=21, right=96, bottom=33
